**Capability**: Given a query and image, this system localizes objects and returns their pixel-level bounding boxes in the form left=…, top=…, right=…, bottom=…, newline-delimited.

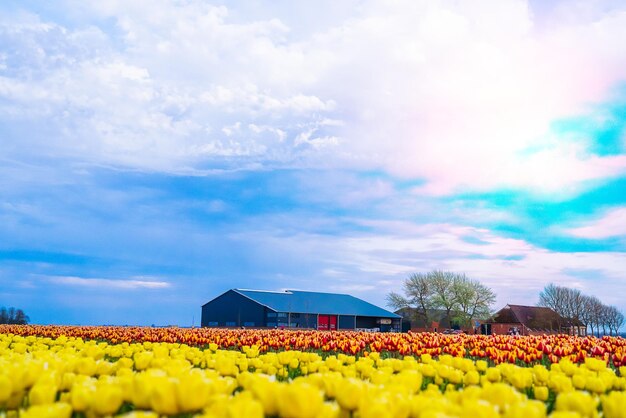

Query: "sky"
left=1, top=0, right=625, bottom=327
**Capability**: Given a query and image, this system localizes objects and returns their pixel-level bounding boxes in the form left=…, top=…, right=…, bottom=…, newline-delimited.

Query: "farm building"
left=395, top=307, right=458, bottom=333
left=201, top=288, right=402, bottom=332
left=482, top=304, right=586, bottom=336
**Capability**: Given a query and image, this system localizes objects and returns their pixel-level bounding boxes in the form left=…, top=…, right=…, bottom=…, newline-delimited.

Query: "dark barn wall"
left=201, top=290, right=267, bottom=327
left=338, top=315, right=356, bottom=330
left=356, top=316, right=378, bottom=329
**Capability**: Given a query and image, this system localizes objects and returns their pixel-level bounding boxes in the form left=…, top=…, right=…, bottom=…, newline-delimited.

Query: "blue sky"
left=1, top=0, right=625, bottom=326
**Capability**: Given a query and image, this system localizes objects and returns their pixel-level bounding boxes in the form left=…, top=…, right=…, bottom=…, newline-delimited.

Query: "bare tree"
left=579, top=295, right=596, bottom=335
left=539, top=284, right=590, bottom=333
left=563, top=288, right=585, bottom=326
left=539, top=284, right=589, bottom=329
left=539, top=284, right=567, bottom=329
left=606, top=306, right=624, bottom=336
left=587, top=299, right=611, bottom=337
left=386, top=292, right=411, bottom=311
left=600, top=304, right=613, bottom=336
left=539, top=284, right=624, bottom=337
left=387, top=272, right=434, bottom=325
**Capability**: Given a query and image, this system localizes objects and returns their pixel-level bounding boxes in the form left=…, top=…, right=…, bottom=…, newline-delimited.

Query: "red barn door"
left=318, top=315, right=329, bottom=330
left=329, top=315, right=337, bottom=331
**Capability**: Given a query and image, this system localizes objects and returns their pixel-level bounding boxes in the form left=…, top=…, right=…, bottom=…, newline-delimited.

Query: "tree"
left=579, top=295, right=597, bottom=335
left=386, top=272, right=434, bottom=325
left=539, top=284, right=566, bottom=316
left=539, top=284, right=574, bottom=329
left=0, top=306, right=30, bottom=324
left=387, top=270, right=496, bottom=330
left=454, top=276, right=496, bottom=328
left=429, top=271, right=458, bottom=328
left=606, top=306, right=625, bottom=336
left=540, top=284, right=624, bottom=336
left=539, top=284, right=591, bottom=333
left=14, top=309, right=29, bottom=325
left=599, top=304, right=613, bottom=336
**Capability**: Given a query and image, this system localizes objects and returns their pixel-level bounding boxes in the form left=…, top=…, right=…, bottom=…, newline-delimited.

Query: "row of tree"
left=0, top=307, right=29, bottom=325
left=539, top=284, right=624, bottom=336
left=386, top=270, right=496, bottom=329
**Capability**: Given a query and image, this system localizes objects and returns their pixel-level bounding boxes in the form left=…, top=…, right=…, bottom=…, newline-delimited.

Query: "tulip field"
left=1, top=325, right=626, bottom=418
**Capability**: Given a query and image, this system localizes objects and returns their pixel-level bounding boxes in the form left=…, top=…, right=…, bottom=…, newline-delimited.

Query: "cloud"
left=321, top=0, right=626, bottom=195
left=1, top=1, right=626, bottom=195
left=49, top=276, right=171, bottom=289
left=228, top=217, right=626, bottom=310
left=566, top=207, right=626, bottom=238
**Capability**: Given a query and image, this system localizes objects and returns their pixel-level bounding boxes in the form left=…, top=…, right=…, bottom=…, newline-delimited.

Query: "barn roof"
left=490, top=304, right=572, bottom=330
left=229, top=289, right=401, bottom=318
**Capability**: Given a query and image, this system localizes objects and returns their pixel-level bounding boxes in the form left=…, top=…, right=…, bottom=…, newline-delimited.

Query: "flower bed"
left=0, top=326, right=625, bottom=417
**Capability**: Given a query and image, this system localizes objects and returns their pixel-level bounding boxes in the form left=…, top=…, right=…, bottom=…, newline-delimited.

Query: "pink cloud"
left=567, top=207, right=626, bottom=238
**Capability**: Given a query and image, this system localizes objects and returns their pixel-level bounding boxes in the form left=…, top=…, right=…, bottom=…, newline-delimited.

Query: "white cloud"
left=235, top=217, right=626, bottom=309
left=1, top=0, right=626, bottom=193
left=49, top=276, right=171, bottom=289
left=566, top=207, right=626, bottom=238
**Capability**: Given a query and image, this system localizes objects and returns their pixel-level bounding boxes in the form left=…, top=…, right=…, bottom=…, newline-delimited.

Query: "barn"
left=483, top=304, right=586, bottom=336
left=201, top=288, right=402, bottom=331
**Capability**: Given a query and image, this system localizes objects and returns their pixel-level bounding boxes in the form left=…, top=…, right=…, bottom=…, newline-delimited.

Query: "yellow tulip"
left=278, top=382, right=324, bottom=418
left=176, top=372, right=211, bottom=412
left=133, top=352, right=154, bottom=371
left=485, top=367, right=501, bottom=383
left=59, top=372, right=76, bottom=391
left=534, top=386, right=549, bottom=402
left=0, top=374, right=13, bottom=403
left=117, top=412, right=160, bottom=418
left=549, top=412, right=584, bottom=418
left=75, top=357, right=97, bottom=376
left=463, top=370, right=480, bottom=386
left=585, top=376, right=607, bottom=394
left=554, top=392, right=598, bottom=418
left=92, top=382, right=123, bottom=416
left=601, top=391, right=626, bottom=418
left=572, top=374, right=586, bottom=390
left=395, top=370, right=424, bottom=393
left=28, top=382, right=58, bottom=405
left=20, top=402, right=72, bottom=418
left=584, top=357, right=605, bottom=373
left=334, top=377, right=364, bottom=410
left=476, top=360, right=488, bottom=373
left=70, top=382, right=95, bottom=411
left=249, top=376, right=279, bottom=415
left=549, top=374, right=573, bottom=393
left=503, top=400, right=547, bottom=418
left=149, top=376, right=179, bottom=415
left=480, top=383, right=523, bottom=413
left=226, top=394, right=264, bottom=418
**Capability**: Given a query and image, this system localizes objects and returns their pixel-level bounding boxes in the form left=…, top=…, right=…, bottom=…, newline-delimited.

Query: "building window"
left=277, top=313, right=288, bottom=318
left=267, top=322, right=276, bottom=327
left=243, top=322, right=255, bottom=327
left=208, top=322, right=218, bottom=327
left=225, top=322, right=236, bottom=327
left=267, top=312, right=277, bottom=318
